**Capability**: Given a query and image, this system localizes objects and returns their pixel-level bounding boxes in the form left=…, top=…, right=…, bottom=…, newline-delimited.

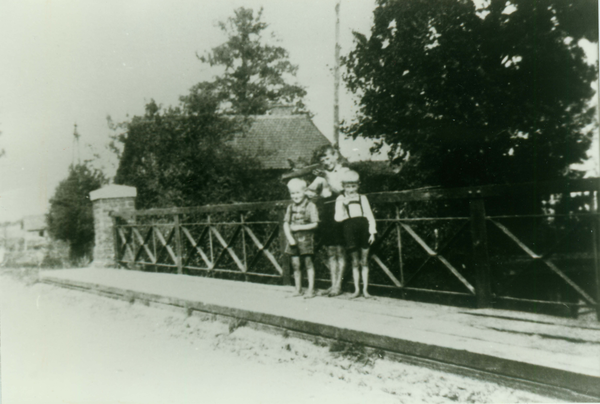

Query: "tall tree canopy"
left=113, top=88, right=286, bottom=209
left=112, top=7, right=305, bottom=209
left=47, top=163, right=108, bottom=259
left=344, top=0, right=598, bottom=187
left=197, top=7, right=307, bottom=115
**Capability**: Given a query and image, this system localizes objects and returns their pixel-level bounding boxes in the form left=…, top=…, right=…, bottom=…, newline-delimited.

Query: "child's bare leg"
left=349, top=250, right=361, bottom=298
left=291, top=256, right=303, bottom=296
left=304, top=256, right=315, bottom=298
left=360, top=248, right=371, bottom=298
left=323, top=246, right=337, bottom=294
left=333, top=245, right=346, bottom=294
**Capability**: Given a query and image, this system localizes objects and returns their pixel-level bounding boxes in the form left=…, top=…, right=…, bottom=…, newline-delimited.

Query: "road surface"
left=0, top=268, right=557, bottom=404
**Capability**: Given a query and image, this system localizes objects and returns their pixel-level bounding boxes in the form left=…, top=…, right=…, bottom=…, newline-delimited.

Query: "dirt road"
left=0, top=268, right=557, bottom=404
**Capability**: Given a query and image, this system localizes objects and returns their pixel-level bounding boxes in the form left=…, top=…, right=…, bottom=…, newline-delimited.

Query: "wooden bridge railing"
left=111, top=177, right=600, bottom=320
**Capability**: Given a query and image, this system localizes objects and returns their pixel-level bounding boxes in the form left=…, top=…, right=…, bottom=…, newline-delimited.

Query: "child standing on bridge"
left=335, top=170, right=377, bottom=298
left=283, top=178, right=319, bottom=298
left=306, top=145, right=350, bottom=296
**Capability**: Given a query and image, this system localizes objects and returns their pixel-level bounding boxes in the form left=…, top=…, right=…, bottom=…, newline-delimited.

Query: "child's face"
left=320, top=150, right=338, bottom=171
left=289, top=188, right=306, bottom=204
left=343, top=182, right=359, bottom=196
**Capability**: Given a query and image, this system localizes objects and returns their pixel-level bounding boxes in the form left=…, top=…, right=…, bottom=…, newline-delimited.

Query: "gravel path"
left=1, top=268, right=559, bottom=404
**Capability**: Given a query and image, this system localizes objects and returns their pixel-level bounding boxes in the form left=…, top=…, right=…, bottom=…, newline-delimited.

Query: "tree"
left=111, top=7, right=306, bottom=209
left=197, top=7, right=307, bottom=115
left=113, top=88, right=287, bottom=210
left=343, top=0, right=598, bottom=188
left=47, top=163, right=108, bottom=260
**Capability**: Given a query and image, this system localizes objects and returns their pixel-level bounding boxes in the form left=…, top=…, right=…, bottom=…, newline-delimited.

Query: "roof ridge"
left=250, top=114, right=310, bottom=120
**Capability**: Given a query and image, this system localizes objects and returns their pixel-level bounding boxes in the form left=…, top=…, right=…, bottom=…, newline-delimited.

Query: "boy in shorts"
left=335, top=170, right=377, bottom=298
left=283, top=178, right=319, bottom=298
left=306, top=145, right=350, bottom=296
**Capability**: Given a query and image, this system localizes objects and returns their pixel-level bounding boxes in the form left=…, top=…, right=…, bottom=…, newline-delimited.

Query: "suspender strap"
left=344, top=196, right=364, bottom=218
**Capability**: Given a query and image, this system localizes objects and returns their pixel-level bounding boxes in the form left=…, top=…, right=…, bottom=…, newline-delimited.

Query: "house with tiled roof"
left=231, top=106, right=331, bottom=171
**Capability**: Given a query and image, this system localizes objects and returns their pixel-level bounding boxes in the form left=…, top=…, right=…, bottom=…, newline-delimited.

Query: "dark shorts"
left=317, top=196, right=344, bottom=247
left=285, top=231, right=314, bottom=256
left=342, top=217, right=370, bottom=251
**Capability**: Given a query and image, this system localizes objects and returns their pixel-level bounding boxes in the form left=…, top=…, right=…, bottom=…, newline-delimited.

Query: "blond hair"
left=287, top=178, right=307, bottom=192
left=341, top=170, right=360, bottom=184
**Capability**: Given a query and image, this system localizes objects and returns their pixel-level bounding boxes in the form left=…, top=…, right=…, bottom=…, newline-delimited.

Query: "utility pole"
left=72, top=123, right=81, bottom=166
left=333, top=1, right=341, bottom=150
left=596, top=58, right=600, bottom=321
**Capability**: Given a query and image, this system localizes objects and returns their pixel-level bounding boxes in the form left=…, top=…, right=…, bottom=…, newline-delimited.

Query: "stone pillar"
left=89, top=184, right=137, bottom=267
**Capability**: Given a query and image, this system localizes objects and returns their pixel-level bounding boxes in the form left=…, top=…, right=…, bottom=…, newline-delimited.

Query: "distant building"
left=0, top=215, right=48, bottom=252
left=0, top=221, right=22, bottom=249
left=21, top=214, right=48, bottom=250
left=22, top=214, right=47, bottom=238
left=0, top=214, right=48, bottom=266
left=231, top=106, right=331, bottom=172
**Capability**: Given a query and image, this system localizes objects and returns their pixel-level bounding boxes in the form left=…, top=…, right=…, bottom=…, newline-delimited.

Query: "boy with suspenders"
left=334, top=170, right=377, bottom=298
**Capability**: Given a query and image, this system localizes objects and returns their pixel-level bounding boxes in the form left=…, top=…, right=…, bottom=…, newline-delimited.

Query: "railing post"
left=208, top=215, right=214, bottom=263
left=594, top=188, right=600, bottom=322
left=111, top=215, right=120, bottom=268
left=174, top=213, right=183, bottom=275
left=241, top=213, right=249, bottom=282
left=395, top=205, right=404, bottom=287
left=278, top=208, right=292, bottom=286
left=152, top=223, right=157, bottom=272
left=470, top=198, right=492, bottom=308
left=132, top=212, right=139, bottom=269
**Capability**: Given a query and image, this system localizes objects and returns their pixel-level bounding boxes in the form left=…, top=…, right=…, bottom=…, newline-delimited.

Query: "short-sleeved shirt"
left=284, top=198, right=319, bottom=227
left=284, top=199, right=319, bottom=256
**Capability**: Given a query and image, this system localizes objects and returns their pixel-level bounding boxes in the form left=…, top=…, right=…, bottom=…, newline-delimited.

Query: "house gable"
left=231, top=114, right=330, bottom=170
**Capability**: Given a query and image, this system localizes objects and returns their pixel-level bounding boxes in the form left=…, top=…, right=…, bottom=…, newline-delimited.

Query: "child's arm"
left=334, top=196, right=347, bottom=222
left=283, top=206, right=297, bottom=245
left=361, top=195, right=377, bottom=244
left=290, top=222, right=318, bottom=231
left=305, top=177, right=324, bottom=198
left=289, top=202, right=319, bottom=232
left=283, top=222, right=297, bottom=245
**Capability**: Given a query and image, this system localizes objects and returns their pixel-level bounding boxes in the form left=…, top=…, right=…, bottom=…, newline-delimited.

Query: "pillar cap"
left=90, top=184, right=137, bottom=201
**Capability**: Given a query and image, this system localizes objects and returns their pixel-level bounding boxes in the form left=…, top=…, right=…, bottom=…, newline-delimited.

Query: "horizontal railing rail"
left=113, top=178, right=599, bottom=218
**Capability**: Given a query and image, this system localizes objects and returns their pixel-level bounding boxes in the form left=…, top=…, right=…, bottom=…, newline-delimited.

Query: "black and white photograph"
left=1, top=0, right=599, bottom=403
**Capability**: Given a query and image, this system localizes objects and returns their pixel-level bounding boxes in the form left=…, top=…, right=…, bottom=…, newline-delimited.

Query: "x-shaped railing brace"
left=210, top=226, right=246, bottom=272
left=152, top=227, right=177, bottom=266
left=242, top=225, right=283, bottom=275
left=117, top=227, right=135, bottom=262
left=132, top=227, right=156, bottom=264
left=182, top=226, right=213, bottom=269
left=491, top=220, right=595, bottom=306
left=369, top=223, right=403, bottom=287
left=400, top=222, right=475, bottom=294
left=368, top=221, right=474, bottom=294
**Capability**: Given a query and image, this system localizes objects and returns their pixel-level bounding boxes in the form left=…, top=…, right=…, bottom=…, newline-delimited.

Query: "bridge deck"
left=40, top=268, right=600, bottom=401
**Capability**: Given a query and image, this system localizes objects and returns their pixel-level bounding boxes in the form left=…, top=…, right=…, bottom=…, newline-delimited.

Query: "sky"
left=0, top=0, right=598, bottom=223
left=0, top=0, right=379, bottom=222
